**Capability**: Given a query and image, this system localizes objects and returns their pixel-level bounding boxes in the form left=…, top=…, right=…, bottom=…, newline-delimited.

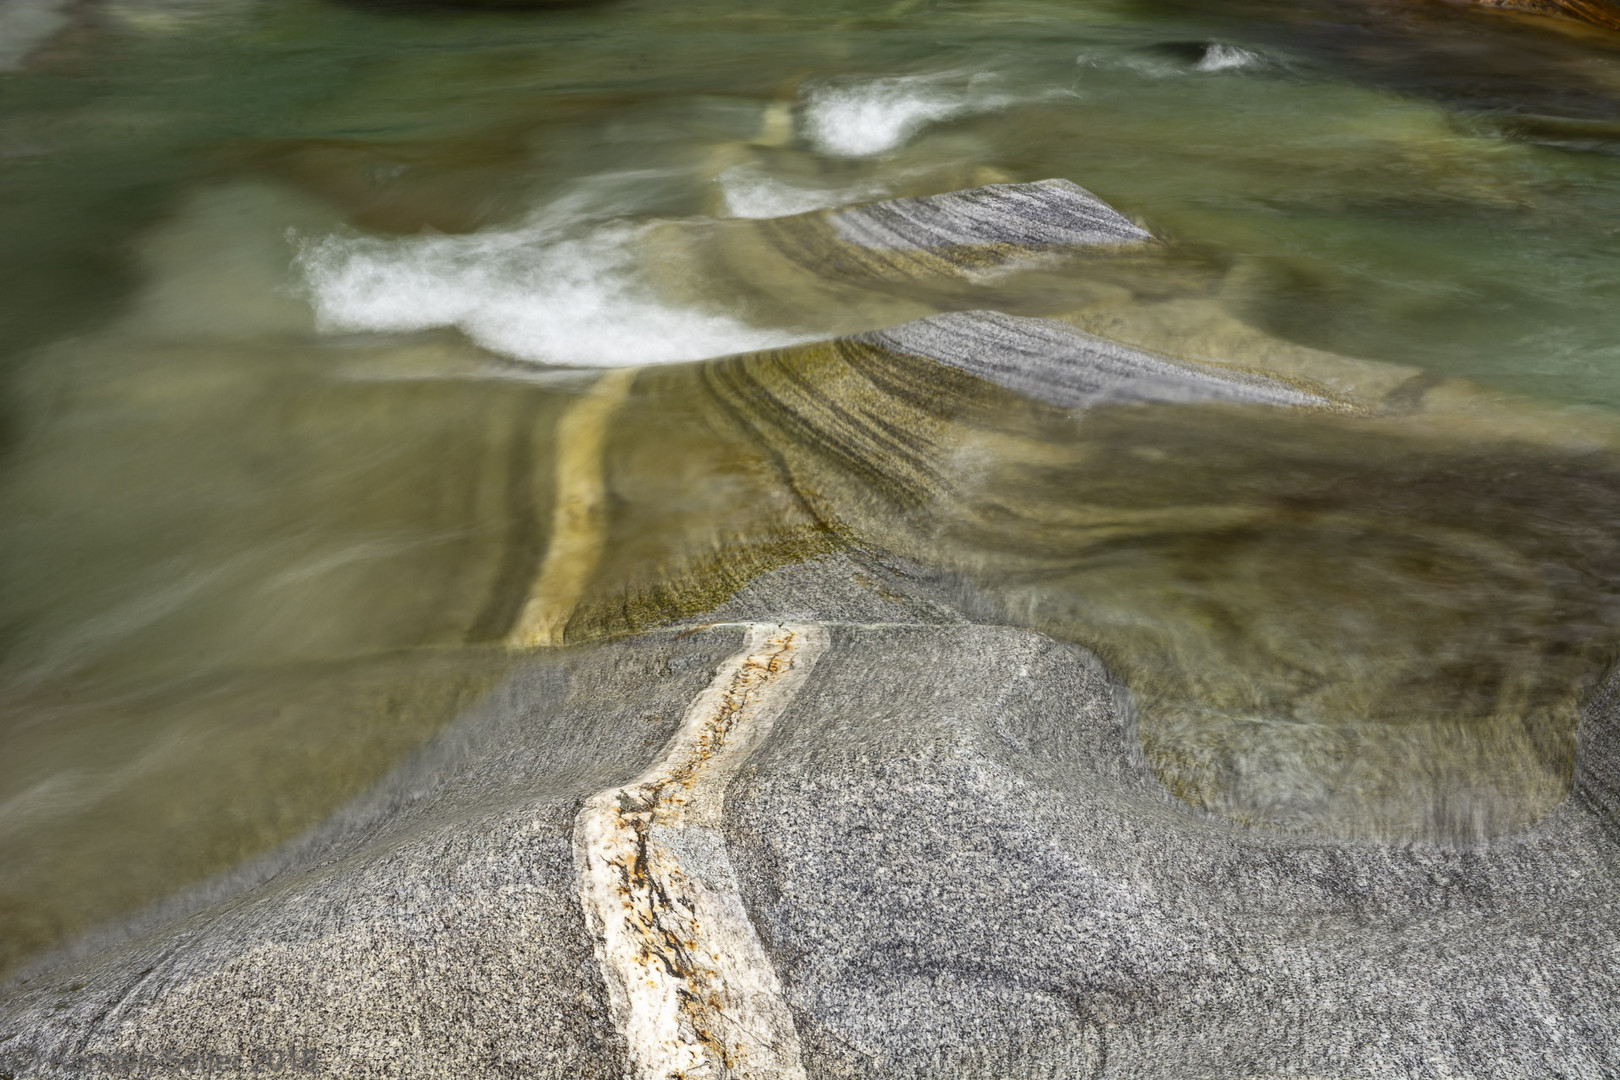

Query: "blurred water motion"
left=4, top=0, right=1620, bottom=975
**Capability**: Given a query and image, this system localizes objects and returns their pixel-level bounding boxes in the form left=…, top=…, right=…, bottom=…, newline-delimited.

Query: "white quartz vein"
left=574, top=622, right=828, bottom=1080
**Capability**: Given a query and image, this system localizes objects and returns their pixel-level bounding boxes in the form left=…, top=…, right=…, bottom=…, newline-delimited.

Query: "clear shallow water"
left=4, top=0, right=1620, bottom=974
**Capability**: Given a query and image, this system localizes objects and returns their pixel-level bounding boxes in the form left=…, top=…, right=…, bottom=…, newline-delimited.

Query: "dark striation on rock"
left=2, top=552, right=1616, bottom=1078
left=828, top=179, right=1152, bottom=252
left=859, top=310, right=1326, bottom=410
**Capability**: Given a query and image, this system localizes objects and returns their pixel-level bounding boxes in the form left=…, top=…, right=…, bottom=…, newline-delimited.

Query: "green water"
left=4, top=0, right=1620, bottom=976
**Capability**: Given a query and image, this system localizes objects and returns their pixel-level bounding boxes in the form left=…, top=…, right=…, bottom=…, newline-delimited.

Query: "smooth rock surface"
left=0, top=631, right=739, bottom=1079
left=543, top=309, right=1620, bottom=845
left=727, top=616, right=1620, bottom=1078
left=3, top=551, right=1618, bottom=1078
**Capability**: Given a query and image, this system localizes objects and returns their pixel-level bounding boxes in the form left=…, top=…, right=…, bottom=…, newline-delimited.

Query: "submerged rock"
left=506, top=306, right=1620, bottom=845
left=2, top=552, right=1617, bottom=1078
left=0, top=0, right=76, bottom=73
left=659, top=178, right=1165, bottom=341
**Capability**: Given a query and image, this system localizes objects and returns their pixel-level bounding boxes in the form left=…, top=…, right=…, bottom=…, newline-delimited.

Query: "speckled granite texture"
left=0, top=631, right=742, bottom=1079
left=829, top=179, right=1151, bottom=251
left=859, top=311, right=1327, bottom=409
left=3, top=551, right=1618, bottom=1078
left=725, top=611, right=1620, bottom=1079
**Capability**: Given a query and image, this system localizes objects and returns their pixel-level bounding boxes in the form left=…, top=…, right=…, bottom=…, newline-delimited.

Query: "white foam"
left=716, top=166, right=889, bottom=219
left=801, top=73, right=1042, bottom=159
left=295, top=201, right=808, bottom=368
left=1075, top=43, right=1266, bottom=79
left=1196, top=43, right=1263, bottom=73
left=1075, top=51, right=1184, bottom=80
left=802, top=78, right=971, bottom=158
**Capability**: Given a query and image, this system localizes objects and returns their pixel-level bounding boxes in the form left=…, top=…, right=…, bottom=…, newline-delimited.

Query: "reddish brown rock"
left=1472, top=0, right=1620, bottom=31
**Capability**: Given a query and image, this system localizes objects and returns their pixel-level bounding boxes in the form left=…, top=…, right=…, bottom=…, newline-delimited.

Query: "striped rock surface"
left=826, top=179, right=1151, bottom=252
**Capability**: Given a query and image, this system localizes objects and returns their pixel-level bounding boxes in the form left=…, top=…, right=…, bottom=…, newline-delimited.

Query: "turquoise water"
left=4, top=0, right=1620, bottom=974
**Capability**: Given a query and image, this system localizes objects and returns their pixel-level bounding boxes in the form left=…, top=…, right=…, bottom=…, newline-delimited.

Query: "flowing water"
left=4, top=0, right=1620, bottom=977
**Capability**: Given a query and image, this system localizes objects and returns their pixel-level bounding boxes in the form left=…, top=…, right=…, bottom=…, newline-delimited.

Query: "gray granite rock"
left=859, top=310, right=1327, bottom=409
left=829, top=179, right=1151, bottom=252
left=3, top=552, right=1617, bottom=1078
left=0, top=631, right=743, bottom=1080
left=727, top=618, right=1620, bottom=1079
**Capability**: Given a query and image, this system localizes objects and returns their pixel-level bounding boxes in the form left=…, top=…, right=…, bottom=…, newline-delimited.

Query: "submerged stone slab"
left=642, top=318, right=1620, bottom=845
left=522, top=312, right=1620, bottom=847
left=859, top=310, right=1328, bottom=409
left=2, top=553, right=1618, bottom=1078
left=828, top=178, right=1152, bottom=252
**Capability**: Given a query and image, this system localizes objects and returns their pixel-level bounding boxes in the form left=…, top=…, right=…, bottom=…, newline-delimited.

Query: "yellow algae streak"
left=509, top=366, right=638, bottom=649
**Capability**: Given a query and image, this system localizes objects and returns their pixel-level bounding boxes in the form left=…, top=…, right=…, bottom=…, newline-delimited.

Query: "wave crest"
left=294, top=198, right=805, bottom=368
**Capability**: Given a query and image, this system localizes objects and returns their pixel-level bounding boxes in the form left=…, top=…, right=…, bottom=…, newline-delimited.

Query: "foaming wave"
left=1195, top=44, right=1263, bottom=72
left=1077, top=42, right=1268, bottom=78
left=295, top=199, right=807, bottom=367
left=801, top=73, right=1058, bottom=158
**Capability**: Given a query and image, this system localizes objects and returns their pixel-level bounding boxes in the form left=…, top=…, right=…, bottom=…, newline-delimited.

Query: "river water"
left=3, top=0, right=1620, bottom=976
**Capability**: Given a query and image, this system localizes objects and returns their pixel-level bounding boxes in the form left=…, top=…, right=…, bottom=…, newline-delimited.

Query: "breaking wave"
left=801, top=72, right=1062, bottom=158
left=1195, top=44, right=1264, bottom=72
left=294, top=193, right=807, bottom=368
